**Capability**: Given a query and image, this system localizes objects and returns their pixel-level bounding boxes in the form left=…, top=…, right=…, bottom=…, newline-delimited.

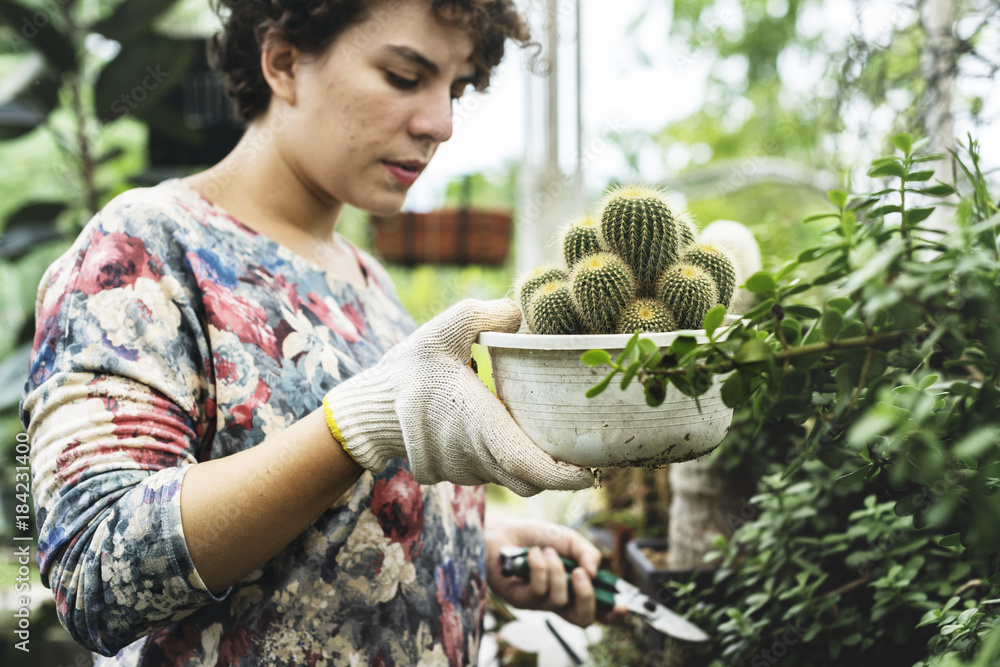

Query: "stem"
left=61, top=4, right=98, bottom=216
left=646, top=332, right=905, bottom=378
left=849, top=335, right=877, bottom=408
left=820, top=573, right=872, bottom=600
left=69, top=76, right=99, bottom=215
left=900, top=171, right=910, bottom=261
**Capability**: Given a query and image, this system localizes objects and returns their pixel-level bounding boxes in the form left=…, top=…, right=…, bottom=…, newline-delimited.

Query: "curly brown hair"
left=208, top=0, right=533, bottom=123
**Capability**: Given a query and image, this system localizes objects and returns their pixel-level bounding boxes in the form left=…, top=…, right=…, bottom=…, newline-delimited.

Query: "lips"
left=383, top=160, right=426, bottom=186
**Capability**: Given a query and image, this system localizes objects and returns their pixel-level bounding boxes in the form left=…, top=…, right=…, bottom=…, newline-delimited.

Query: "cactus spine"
left=657, top=263, right=719, bottom=330
left=681, top=241, right=737, bottom=307
left=569, top=252, right=637, bottom=334
left=561, top=214, right=602, bottom=268
left=515, top=265, right=568, bottom=313
left=617, top=298, right=676, bottom=334
left=526, top=281, right=582, bottom=335
left=597, top=184, right=695, bottom=295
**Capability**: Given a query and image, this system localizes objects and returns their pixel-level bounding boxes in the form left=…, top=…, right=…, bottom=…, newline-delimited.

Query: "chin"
left=360, top=192, right=408, bottom=217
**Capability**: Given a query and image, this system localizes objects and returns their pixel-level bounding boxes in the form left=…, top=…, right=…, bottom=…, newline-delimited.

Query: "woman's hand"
left=485, top=515, right=629, bottom=628
left=323, top=299, right=596, bottom=496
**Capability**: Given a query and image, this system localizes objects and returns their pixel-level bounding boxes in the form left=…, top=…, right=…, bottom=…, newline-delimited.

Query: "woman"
left=20, top=0, right=626, bottom=665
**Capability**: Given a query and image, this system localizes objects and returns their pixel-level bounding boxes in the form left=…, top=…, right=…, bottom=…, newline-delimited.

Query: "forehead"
left=340, top=1, right=476, bottom=65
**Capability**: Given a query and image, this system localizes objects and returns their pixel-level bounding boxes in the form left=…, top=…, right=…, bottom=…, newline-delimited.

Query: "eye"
left=386, top=71, right=418, bottom=90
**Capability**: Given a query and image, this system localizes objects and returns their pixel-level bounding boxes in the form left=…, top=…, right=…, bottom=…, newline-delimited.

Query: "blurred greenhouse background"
left=1, top=0, right=998, bottom=664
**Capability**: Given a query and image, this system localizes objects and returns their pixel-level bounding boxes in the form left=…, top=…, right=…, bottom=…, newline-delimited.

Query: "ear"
left=260, top=31, right=300, bottom=107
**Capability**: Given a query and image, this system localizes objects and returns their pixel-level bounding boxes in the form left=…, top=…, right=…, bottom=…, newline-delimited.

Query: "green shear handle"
left=498, top=545, right=618, bottom=609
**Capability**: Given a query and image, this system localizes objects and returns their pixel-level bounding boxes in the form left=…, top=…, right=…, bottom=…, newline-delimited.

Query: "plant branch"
left=821, top=573, right=872, bottom=600
left=646, top=332, right=905, bottom=378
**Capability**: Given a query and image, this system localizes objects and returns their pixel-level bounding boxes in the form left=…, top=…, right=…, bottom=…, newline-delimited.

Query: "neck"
left=188, top=116, right=343, bottom=242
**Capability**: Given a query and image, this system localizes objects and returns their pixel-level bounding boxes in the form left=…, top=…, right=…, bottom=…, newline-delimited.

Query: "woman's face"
left=273, top=1, right=476, bottom=216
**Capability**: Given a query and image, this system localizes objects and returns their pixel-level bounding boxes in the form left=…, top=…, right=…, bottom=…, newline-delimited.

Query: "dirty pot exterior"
left=477, top=329, right=734, bottom=468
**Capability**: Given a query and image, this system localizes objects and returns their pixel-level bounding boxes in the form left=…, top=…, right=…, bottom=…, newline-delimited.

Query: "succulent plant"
left=657, top=263, right=719, bottom=330
left=616, top=298, right=677, bottom=334
left=526, top=280, right=583, bottom=335
left=561, top=214, right=602, bottom=268
left=597, top=184, right=696, bottom=294
left=681, top=241, right=737, bottom=308
left=515, top=265, right=568, bottom=313
left=570, top=252, right=637, bottom=334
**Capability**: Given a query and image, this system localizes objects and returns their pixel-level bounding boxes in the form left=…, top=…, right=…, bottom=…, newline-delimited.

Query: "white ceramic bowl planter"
left=477, top=326, right=734, bottom=468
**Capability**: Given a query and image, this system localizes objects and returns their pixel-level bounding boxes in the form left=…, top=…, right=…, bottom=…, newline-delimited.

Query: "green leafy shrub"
left=586, top=135, right=1000, bottom=664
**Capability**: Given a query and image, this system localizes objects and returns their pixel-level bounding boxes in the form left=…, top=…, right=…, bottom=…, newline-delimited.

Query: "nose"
left=409, top=90, right=454, bottom=143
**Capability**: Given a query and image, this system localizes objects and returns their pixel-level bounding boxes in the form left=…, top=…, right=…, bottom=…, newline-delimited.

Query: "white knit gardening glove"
left=323, top=299, right=596, bottom=497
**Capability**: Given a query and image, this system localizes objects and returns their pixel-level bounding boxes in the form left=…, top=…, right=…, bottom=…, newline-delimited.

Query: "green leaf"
left=91, top=0, right=183, bottom=43
left=868, top=162, right=906, bottom=178
left=913, top=184, right=957, bottom=197
left=840, top=210, right=857, bottom=239
left=827, top=297, right=853, bottom=314
left=0, top=1, right=77, bottom=72
left=938, top=533, right=961, bottom=547
left=783, top=304, right=821, bottom=319
left=734, top=339, right=773, bottom=366
left=911, top=153, right=947, bottom=163
left=703, top=305, right=726, bottom=337
left=904, top=207, right=936, bottom=225
left=836, top=466, right=871, bottom=486
left=586, top=373, right=614, bottom=398
left=742, top=298, right=776, bottom=321
left=803, top=212, right=839, bottom=223
left=637, top=337, right=659, bottom=359
left=918, top=374, right=939, bottom=390
left=95, top=36, right=197, bottom=123
left=775, top=260, right=799, bottom=282
left=871, top=205, right=903, bottom=217
left=892, top=133, right=913, bottom=154
left=644, top=379, right=666, bottom=406
left=827, top=189, right=848, bottom=209
left=581, top=349, right=611, bottom=367
left=670, top=336, right=698, bottom=362
left=954, top=427, right=1000, bottom=464
left=798, top=243, right=847, bottom=262
left=904, top=170, right=934, bottom=182
left=745, top=272, right=776, bottom=293
left=620, top=360, right=641, bottom=390
left=615, top=333, right=639, bottom=365
left=720, top=372, right=748, bottom=407
left=821, top=310, right=843, bottom=340
left=0, top=55, right=62, bottom=140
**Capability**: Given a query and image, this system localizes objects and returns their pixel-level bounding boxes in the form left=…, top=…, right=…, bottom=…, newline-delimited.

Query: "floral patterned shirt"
left=20, top=180, right=488, bottom=666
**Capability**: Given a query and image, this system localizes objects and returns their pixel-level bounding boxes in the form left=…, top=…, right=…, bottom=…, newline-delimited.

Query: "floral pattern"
left=20, top=180, right=488, bottom=666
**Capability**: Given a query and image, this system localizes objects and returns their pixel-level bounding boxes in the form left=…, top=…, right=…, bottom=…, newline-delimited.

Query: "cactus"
left=561, top=214, right=602, bottom=268
left=656, top=263, right=719, bottom=330
left=681, top=241, right=737, bottom=307
left=597, top=184, right=696, bottom=294
left=515, top=265, right=568, bottom=313
left=570, top=252, right=637, bottom=334
left=616, top=298, right=676, bottom=334
left=526, top=280, right=583, bottom=335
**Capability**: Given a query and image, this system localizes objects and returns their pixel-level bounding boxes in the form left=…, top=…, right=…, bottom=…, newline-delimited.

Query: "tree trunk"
left=920, top=0, right=958, bottom=235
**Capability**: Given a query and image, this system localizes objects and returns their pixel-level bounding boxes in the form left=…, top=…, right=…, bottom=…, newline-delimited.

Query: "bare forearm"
left=180, top=409, right=363, bottom=593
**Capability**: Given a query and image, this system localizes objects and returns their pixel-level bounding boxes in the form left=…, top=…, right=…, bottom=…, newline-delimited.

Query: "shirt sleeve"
left=20, top=195, right=225, bottom=656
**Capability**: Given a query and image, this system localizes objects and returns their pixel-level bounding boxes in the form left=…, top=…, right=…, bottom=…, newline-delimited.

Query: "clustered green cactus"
left=514, top=184, right=738, bottom=335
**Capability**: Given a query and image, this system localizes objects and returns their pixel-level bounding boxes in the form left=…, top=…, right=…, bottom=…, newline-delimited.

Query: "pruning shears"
left=499, top=545, right=709, bottom=642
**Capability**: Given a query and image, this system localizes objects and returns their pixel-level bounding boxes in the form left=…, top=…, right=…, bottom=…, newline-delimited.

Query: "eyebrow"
left=382, top=44, right=477, bottom=86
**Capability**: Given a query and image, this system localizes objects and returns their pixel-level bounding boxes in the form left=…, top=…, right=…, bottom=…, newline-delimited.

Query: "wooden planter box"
left=369, top=209, right=513, bottom=266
